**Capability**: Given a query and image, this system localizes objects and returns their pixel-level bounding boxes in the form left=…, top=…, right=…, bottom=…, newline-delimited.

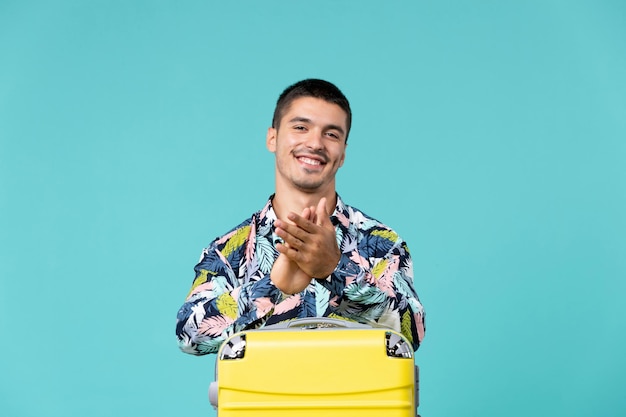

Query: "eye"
left=325, top=131, right=340, bottom=139
left=293, top=125, right=307, bottom=131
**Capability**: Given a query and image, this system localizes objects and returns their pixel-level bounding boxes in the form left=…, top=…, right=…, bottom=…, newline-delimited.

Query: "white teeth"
left=299, top=157, right=321, bottom=166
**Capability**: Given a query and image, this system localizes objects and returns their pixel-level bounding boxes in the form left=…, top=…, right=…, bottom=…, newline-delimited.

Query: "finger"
left=315, top=197, right=330, bottom=226
left=275, top=217, right=308, bottom=239
left=286, top=211, right=317, bottom=233
left=276, top=242, right=303, bottom=262
left=309, top=206, right=318, bottom=225
left=275, top=225, right=307, bottom=247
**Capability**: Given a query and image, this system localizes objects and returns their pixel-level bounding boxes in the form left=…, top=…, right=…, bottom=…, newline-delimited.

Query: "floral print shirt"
left=176, top=195, right=425, bottom=355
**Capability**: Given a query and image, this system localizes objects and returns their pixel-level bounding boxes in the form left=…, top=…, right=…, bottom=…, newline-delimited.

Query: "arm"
left=175, top=243, right=283, bottom=356
left=274, top=199, right=425, bottom=349
left=333, top=234, right=426, bottom=351
left=177, top=202, right=335, bottom=355
left=274, top=198, right=341, bottom=279
left=272, top=199, right=340, bottom=292
left=270, top=253, right=313, bottom=295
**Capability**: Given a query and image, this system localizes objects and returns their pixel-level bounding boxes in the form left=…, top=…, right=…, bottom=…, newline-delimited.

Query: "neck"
left=272, top=188, right=337, bottom=221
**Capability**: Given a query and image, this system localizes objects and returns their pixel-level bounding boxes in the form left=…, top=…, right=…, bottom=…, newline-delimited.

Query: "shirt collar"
left=258, top=193, right=348, bottom=225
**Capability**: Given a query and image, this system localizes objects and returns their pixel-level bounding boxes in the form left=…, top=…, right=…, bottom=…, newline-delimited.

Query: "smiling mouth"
left=297, top=156, right=325, bottom=166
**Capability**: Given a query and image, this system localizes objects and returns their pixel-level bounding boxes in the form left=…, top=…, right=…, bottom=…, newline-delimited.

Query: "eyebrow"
left=287, top=117, right=346, bottom=136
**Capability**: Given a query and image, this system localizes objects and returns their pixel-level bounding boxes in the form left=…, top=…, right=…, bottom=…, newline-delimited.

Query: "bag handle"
left=264, top=317, right=371, bottom=330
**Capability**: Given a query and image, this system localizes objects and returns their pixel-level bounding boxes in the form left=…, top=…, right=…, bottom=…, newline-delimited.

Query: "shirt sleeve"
left=175, top=243, right=283, bottom=355
left=333, top=238, right=426, bottom=351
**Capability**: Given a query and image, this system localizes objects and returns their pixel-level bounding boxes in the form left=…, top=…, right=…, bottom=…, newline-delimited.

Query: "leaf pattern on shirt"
left=256, top=236, right=276, bottom=274
left=274, top=294, right=302, bottom=315
left=196, top=338, right=225, bottom=355
left=401, top=310, right=414, bottom=345
left=344, top=282, right=388, bottom=304
left=221, top=225, right=250, bottom=258
left=188, top=282, right=214, bottom=298
left=199, top=315, right=234, bottom=337
left=187, top=269, right=210, bottom=298
left=176, top=195, right=425, bottom=355
left=314, top=281, right=330, bottom=316
left=371, top=229, right=399, bottom=243
left=371, top=258, right=388, bottom=279
left=216, top=293, right=238, bottom=319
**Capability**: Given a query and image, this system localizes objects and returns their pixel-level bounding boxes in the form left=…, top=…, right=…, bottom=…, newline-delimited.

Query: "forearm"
left=270, top=254, right=312, bottom=295
left=176, top=246, right=283, bottom=355
left=176, top=274, right=283, bottom=355
left=332, top=245, right=425, bottom=350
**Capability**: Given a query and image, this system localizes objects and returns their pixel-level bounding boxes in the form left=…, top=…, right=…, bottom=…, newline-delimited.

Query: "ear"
left=266, top=127, right=277, bottom=152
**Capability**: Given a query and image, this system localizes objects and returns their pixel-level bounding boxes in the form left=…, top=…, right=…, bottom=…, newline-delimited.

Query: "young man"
left=176, top=79, right=425, bottom=355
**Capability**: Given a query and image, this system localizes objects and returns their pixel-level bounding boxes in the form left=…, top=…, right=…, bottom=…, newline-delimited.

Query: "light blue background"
left=1, top=1, right=625, bottom=416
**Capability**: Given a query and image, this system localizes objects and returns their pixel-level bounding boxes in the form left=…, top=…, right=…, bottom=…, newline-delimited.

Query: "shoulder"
left=342, top=201, right=397, bottom=234
left=208, top=199, right=270, bottom=253
left=337, top=196, right=412, bottom=259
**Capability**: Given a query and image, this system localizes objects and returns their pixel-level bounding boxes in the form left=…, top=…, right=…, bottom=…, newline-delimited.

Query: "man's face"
left=266, top=96, right=348, bottom=194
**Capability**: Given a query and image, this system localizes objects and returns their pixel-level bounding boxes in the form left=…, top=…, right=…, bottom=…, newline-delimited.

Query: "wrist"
left=313, top=252, right=341, bottom=279
left=270, top=259, right=312, bottom=295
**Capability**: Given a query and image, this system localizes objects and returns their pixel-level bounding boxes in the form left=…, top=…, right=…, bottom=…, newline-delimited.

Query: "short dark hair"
left=272, top=79, right=352, bottom=141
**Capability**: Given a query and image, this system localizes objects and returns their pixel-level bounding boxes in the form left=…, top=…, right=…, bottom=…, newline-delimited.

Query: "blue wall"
left=1, top=1, right=625, bottom=416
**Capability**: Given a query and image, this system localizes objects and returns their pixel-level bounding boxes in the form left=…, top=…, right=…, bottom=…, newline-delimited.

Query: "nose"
left=304, top=129, right=324, bottom=150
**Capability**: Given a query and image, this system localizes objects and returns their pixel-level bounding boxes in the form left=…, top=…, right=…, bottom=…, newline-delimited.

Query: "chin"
left=292, top=178, right=326, bottom=191
left=294, top=183, right=323, bottom=192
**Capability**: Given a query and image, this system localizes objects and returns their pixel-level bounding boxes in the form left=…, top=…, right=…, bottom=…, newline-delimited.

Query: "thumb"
left=301, top=206, right=312, bottom=221
left=316, top=197, right=330, bottom=226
